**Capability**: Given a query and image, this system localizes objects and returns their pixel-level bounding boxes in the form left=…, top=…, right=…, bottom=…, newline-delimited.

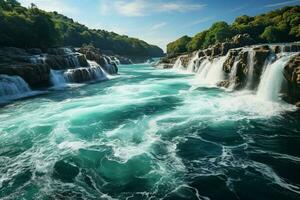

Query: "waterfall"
left=173, top=56, right=183, bottom=69
left=64, top=54, right=80, bottom=68
left=195, top=56, right=227, bottom=85
left=0, top=75, right=31, bottom=100
left=196, top=59, right=210, bottom=76
left=187, top=52, right=198, bottom=72
left=88, top=60, right=110, bottom=80
left=50, top=70, right=67, bottom=87
left=245, top=50, right=255, bottom=89
left=205, top=56, right=227, bottom=84
left=228, top=58, right=239, bottom=90
left=256, top=53, right=295, bottom=101
left=103, top=56, right=110, bottom=66
left=64, top=61, right=108, bottom=83
left=112, top=57, right=121, bottom=65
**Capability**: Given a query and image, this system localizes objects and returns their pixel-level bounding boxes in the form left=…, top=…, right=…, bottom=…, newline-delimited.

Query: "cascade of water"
left=187, top=52, right=199, bottom=72
left=245, top=50, right=255, bottom=89
left=103, top=56, right=110, bottom=66
left=65, top=54, right=80, bottom=68
left=0, top=75, right=31, bottom=99
left=63, top=61, right=109, bottom=83
left=112, top=57, right=121, bottom=65
left=205, top=56, right=227, bottom=84
left=194, top=55, right=227, bottom=85
left=228, top=58, right=239, bottom=90
left=88, top=60, right=109, bottom=80
left=50, top=70, right=67, bottom=87
left=196, top=59, right=211, bottom=78
left=256, top=53, right=295, bottom=101
left=173, top=56, right=183, bottom=69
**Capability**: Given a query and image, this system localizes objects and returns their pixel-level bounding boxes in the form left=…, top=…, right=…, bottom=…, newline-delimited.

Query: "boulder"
left=198, top=51, right=205, bottom=58
left=271, top=45, right=281, bottom=54
left=211, top=43, right=222, bottom=57
left=252, top=45, right=270, bottom=78
left=45, top=54, right=88, bottom=70
left=0, top=63, right=51, bottom=88
left=217, top=80, right=230, bottom=88
left=232, top=34, right=256, bottom=46
left=77, top=54, right=89, bottom=67
left=204, top=48, right=212, bottom=57
left=44, top=55, right=66, bottom=70
left=221, top=42, right=238, bottom=56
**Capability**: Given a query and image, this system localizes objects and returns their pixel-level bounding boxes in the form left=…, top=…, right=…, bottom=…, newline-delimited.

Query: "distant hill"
left=0, top=0, right=164, bottom=57
left=167, top=6, right=300, bottom=55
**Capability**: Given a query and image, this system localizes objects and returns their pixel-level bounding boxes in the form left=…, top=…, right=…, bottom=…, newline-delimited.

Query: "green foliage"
left=167, top=36, right=191, bottom=54
left=0, top=0, right=164, bottom=57
left=167, top=6, right=300, bottom=54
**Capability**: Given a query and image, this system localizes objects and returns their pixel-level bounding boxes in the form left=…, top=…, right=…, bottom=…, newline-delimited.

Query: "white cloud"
left=149, top=22, right=167, bottom=31
left=18, top=0, right=79, bottom=15
left=100, top=0, right=206, bottom=17
left=99, top=0, right=110, bottom=15
left=187, top=17, right=212, bottom=27
left=115, top=0, right=147, bottom=16
left=264, top=0, right=300, bottom=8
left=157, top=2, right=205, bottom=12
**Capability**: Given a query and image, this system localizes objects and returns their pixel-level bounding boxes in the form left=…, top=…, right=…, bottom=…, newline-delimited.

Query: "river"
left=0, top=63, right=300, bottom=200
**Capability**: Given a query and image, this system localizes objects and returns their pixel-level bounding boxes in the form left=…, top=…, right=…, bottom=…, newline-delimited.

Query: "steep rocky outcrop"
left=283, top=53, right=300, bottom=106
left=0, top=63, right=51, bottom=88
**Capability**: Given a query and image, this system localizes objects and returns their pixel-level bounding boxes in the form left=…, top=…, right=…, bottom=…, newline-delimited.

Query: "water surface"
left=0, top=64, right=300, bottom=200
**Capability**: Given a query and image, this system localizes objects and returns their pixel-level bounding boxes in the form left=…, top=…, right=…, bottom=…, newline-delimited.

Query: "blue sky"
left=19, top=0, right=300, bottom=51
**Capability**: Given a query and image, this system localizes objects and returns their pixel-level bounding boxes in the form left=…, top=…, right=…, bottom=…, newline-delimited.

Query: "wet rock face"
left=45, top=54, right=89, bottom=70
left=180, top=53, right=194, bottom=68
left=217, top=80, right=230, bottom=88
left=223, top=49, right=241, bottom=73
left=221, top=46, right=271, bottom=90
left=78, top=45, right=119, bottom=75
left=251, top=45, right=271, bottom=87
left=0, top=63, right=51, bottom=88
left=284, top=53, right=300, bottom=104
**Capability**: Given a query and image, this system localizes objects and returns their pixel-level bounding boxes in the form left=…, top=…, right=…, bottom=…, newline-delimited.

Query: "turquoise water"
left=0, top=64, right=300, bottom=200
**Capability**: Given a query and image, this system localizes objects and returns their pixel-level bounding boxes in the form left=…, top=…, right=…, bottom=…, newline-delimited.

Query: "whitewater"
left=0, top=62, right=300, bottom=200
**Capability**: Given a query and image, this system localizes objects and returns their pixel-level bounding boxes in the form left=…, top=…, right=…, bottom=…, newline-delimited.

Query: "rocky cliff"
left=157, top=34, right=300, bottom=106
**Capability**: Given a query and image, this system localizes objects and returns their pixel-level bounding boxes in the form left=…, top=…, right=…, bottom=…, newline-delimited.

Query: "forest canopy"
left=0, top=0, right=164, bottom=57
left=167, top=6, right=300, bottom=54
